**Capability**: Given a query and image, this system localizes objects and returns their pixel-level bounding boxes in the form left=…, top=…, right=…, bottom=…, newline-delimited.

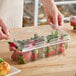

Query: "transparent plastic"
left=8, top=66, right=21, bottom=76
left=8, top=29, right=70, bottom=64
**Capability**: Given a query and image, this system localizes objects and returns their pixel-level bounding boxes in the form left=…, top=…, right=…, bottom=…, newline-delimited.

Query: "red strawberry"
left=12, top=51, right=25, bottom=64
left=32, top=53, right=38, bottom=60
left=46, top=49, right=56, bottom=56
left=46, top=47, right=56, bottom=57
left=58, top=46, right=65, bottom=54
left=11, top=52, right=18, bottom=61
left=9, top=42, right=18, bottom=52
left=11, top=51, right=23, bottom=61
left=32, top=50, right=38, bottom=61
left=71, top=21, right=76, bottom=26
left=8, top=42, right=17, bottom=49
left=70, top=17, right=76, bottom=26
left=23, top=51, right=32, bottom=62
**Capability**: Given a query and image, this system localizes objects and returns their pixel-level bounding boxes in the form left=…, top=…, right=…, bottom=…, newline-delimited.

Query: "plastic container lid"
left=11, top=28, right=70, bottom=53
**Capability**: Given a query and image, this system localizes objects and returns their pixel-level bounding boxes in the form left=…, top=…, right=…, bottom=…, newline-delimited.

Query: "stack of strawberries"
left=8, top=30, right=68, bottom=64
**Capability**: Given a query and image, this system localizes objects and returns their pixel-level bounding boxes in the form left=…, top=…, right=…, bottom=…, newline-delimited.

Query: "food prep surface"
left=0, top=23, right=76, bottom=76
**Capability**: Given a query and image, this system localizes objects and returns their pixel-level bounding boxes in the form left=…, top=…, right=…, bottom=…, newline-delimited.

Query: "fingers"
left=0, top=18, right=10, bottom=40
left=50, top=13, right=58, bottom=29
left=53, top=14, right=58, bottom=25
left=0, top=18, right=9, bottom=36
left=44, top=7, right=53, bottom=26
left=58, top=12, right=64, bottom=26
left=43, top=5, right=63, bottom=29
left=0, top=29, right=9, bottom=40
left=47, top=17, right=52, bottom=25
left=49, top=12, right=64, bottom=29
left=0, top=28, right=10, bottom=40
left=43, top=6, right=56, bottom=27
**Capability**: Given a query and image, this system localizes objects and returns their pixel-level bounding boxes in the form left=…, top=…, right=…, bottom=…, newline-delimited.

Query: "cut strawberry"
left=23, top=51, right=32, bottom=62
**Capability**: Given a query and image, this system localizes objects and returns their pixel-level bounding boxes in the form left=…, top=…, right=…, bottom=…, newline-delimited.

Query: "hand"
left=0, top=18, right=10, bottom=40
left=41, top=0, right=64, bottom=29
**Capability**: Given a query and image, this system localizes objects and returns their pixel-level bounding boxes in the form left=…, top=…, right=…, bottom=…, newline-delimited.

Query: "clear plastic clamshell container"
left=8, top=26, right=70, bottom=64
left=8, top=66, right=21, bottom=76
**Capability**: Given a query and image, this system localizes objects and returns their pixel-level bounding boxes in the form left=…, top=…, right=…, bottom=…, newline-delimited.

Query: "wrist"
left=41, top=0, right=55, bottom=6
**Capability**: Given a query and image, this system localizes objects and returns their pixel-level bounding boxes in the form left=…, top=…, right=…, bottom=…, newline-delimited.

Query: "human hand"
left=0, top=18, right=10, bottom=40
left=41, top=0, right=64, bottom=29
